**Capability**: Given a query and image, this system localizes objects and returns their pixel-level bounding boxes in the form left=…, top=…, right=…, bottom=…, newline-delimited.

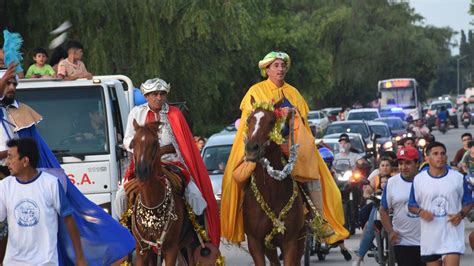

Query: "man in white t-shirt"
left=0, top=138, right=86, bottom=265
left=408, top=142, right=473, bottom=266
left=380, top=146, right=423, bottom=266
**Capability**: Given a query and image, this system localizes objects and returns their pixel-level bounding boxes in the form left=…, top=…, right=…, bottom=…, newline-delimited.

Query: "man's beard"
left=1, top=94, right=15, bottom=106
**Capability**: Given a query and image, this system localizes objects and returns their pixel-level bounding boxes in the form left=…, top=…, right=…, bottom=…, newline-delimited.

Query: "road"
left=219, top=127, right=474, bottom=265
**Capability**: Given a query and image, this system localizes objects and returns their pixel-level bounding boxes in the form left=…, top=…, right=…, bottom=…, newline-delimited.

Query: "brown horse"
left=243, top=99, right=306, bottom=266
left=128, top=119, right=194, bottom=266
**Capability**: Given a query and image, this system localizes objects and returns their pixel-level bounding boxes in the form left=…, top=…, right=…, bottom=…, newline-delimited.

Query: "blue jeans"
left=358, top=206, right=377, bottom=258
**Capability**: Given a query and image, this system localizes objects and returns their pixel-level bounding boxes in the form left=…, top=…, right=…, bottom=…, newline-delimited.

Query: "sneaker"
left=341, top=248, right=352, bottom=261
left=351, top=257, right=362, bottom=266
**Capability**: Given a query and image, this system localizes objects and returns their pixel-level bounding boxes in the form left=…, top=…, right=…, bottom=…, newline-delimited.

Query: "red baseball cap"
left=397, top=147, right=419, bottom=161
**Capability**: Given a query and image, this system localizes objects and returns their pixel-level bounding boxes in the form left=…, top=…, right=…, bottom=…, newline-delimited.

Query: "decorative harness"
left=132, top=177, right=178, bottom=256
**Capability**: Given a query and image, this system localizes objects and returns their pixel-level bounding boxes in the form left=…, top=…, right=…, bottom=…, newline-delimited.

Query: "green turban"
left=258, top=51, right=291, bottom=77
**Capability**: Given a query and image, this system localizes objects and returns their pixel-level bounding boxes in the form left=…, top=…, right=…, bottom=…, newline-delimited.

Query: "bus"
left=377, top=78, right=420, bottom=120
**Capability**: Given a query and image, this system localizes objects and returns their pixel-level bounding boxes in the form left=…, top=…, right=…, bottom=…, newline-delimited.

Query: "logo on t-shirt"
left=432, top=196, right=448, bottom=217
left=14, top=199, right=40, bottom=227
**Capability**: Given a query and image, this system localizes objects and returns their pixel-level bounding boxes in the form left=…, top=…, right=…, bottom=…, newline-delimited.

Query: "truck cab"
left=15, top=76, right=136, bottom=215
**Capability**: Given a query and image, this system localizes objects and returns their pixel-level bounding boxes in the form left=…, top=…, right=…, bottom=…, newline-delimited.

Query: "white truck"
left=16, top=76, right=136, bottom=215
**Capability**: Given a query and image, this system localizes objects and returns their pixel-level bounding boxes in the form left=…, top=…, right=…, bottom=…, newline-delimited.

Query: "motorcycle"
left=462, top=112, right=471, bottom=129
left=438, top=119, right=447, bottom=134
left=371, top=192, right=396, bottom=266
left=333, top=158, right=367, bottom=235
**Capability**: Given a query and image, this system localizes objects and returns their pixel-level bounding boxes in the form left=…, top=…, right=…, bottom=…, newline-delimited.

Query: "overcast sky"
left=410, top=0, right=472, bottom=55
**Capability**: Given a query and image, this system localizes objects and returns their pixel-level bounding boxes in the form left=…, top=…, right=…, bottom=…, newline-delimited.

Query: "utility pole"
left=457, top=55, right=468, bottom=96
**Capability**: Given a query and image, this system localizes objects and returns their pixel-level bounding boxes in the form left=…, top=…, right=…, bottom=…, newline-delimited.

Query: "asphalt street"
left=219, top=126, right=474, bottom=265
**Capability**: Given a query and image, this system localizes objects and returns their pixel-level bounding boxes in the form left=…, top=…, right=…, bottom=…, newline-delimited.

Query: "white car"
left=308, top=110, right=330, bottom=137
left=346, top=108, right=381, bottom=121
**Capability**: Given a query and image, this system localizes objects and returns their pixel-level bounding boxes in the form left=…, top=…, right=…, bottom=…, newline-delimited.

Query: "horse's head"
left=130, top=119, right=161, bottom=181
left=244, top=97, right=285, bottom=162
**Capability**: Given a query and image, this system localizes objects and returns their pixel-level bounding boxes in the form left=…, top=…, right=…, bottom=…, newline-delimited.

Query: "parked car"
left=346, top=108, right=381, bottom=121
left=425, top=100, right=458, bottom=128
left=323, top=120, right=372, bottom=146
left=322, top=107, right=342, bottom=122
left=201, top=131, right=236, bottom=207
left=308, top=110, right=330, bottom=137
left=321, top=133, right=367, bottom=155
left=375, top=117, right=407, bottom=137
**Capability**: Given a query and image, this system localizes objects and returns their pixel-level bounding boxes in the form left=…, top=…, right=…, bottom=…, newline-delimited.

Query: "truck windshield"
left=16, top=86, right=108, bottom=157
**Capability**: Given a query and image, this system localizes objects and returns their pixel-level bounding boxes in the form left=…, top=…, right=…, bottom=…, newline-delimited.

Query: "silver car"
left=201, top=131, right=236, bottom=207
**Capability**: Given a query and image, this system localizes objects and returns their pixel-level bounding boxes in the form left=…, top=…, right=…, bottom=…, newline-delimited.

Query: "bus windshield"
left=380, top=87, right=416, bottom=109
left=16, top=86, right=108, bottom=157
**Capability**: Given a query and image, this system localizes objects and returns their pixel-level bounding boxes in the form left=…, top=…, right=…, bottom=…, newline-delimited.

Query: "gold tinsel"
left=184, top=201, right=226, bottom=265
left=250, top=174, right=299, bottom=249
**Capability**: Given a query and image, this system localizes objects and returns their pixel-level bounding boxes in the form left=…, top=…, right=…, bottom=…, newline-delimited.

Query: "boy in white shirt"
left=0, top=138, right=86, bottom=265
left=408, top=141, right=473, bottom=266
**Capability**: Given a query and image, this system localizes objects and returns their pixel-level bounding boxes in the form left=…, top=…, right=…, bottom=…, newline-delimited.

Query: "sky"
left=410, top=0, right=472, bottom=55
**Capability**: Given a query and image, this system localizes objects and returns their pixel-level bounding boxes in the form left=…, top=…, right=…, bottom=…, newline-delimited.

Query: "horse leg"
left=135, top=244, right=145, bottom=266
left=264, top=248, right=281, bottom=266
left=281, top=238, right=304, bottom=266
left=247, top=235, right=266, bottom=266
left=163, top=247, right=179, bottom=266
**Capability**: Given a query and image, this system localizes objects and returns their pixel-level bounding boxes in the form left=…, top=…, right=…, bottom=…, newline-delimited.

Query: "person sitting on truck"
left=118, top=77, right=220, bottom=247
left=57, top=40, right=93, bottom=80
left=25, top=47, right=56, bottom=78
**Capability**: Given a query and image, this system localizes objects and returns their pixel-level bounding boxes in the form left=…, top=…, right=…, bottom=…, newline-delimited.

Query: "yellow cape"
left=220, top=79, right=349, bottom=244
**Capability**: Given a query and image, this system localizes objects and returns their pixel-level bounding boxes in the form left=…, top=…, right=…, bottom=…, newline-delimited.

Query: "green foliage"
left=1, top=0, right=454, bottom=135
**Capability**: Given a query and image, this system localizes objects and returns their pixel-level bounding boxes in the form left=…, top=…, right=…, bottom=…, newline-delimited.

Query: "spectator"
left=452, top=133, right=472, bottom=169
left=49, top=45, right=68, bottom=73
left=408, top=142, right=473, bottom=266
left=460, top=140, right=474, bottom=176
left=25, top=47, right=56, bottom=78
left=57, top=41, right=92, bottom=80
left=196, top=136, right=206, bottom=152
left=403, top=137, right=416, bottom=148
left=0, top=138, right=86, bottom=265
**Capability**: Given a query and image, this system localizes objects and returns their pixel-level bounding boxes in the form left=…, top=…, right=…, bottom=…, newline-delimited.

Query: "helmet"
left=319, top=147, right=334, bottom=165
left=140, top=78, right=170, bottom=95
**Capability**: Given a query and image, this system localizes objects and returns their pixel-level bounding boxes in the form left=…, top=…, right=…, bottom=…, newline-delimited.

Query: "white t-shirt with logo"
left=408, top=168, right=472, bottom=256
left=0, top=171, right=73, bottom=265
left=381, top=173, right=421, bottom=246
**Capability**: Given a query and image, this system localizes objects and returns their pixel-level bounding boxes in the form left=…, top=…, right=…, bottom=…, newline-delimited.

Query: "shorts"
left=393, top=245, right=424, bottom=266
left=420, top=253, right=462, bottom=263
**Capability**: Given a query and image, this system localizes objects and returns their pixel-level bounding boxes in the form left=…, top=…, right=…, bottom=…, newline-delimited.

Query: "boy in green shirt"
left=25, top=47, right=56, bottom=78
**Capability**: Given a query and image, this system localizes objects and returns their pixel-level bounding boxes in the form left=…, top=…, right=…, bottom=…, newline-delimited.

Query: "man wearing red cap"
left=380, top=146, right=423, bottom=266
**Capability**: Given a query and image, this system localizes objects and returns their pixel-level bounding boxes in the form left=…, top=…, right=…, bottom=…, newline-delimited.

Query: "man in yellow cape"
left=221, top=51, right=349, bottom=245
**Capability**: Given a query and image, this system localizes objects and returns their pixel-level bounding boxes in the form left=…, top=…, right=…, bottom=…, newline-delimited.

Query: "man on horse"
left=118, top=78, right=220, bottom=247
left=220, top=51, right=349, bottom=244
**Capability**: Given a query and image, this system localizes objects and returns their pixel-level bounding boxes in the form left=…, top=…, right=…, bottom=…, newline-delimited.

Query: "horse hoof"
left=200, top=247, right=211, bottom=257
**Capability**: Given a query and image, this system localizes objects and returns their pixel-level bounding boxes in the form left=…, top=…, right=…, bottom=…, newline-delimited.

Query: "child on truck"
left=57, top=40, right=92, bottom=80
left=25, top=47, right=56, bottom=78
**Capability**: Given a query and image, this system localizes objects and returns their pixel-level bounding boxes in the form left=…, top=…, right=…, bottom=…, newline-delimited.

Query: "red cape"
left=167, top=106, right=220, bottom=246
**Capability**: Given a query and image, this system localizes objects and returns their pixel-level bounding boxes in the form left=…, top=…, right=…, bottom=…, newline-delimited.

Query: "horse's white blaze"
left=251, top=111, right=265, bottom=138
left=141, top=135, right=146, bottom=142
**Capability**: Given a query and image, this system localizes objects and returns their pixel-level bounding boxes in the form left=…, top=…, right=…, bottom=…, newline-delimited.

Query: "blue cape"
left=18, top=126, right=135, bottom=265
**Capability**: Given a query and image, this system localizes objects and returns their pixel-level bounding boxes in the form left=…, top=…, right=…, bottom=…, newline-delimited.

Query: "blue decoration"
left=3, top=30, right=24, bottom=73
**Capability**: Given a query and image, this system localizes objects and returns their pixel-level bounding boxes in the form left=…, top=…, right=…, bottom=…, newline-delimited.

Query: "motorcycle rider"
left=353, top=157, right=393, bottom=266
left=334, top=133, right=364, bottom=168
left=380, top=147, right=423, bottom=266
left=409, top=119, right=430, bottom=139
left=436, top=106, right=449, bottom=129
left=451, top=133, right=472, bottom=171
